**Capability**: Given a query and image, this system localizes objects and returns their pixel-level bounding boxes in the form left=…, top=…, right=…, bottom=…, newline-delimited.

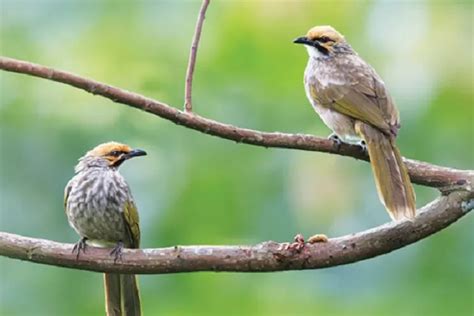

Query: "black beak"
left=293, top=36, right=312, bottom=45
left=125, top=149, right=147, bottom=159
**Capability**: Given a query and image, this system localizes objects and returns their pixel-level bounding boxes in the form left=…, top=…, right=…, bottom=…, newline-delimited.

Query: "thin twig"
left=0, top=191, right=472, bottom=274
left=0, top=57, right=472, bottom=190
left=184, top=0, right=210, bottom=113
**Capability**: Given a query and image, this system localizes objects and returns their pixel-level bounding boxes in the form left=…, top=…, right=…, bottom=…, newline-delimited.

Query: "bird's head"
left=294, top=25, right=349, bottom=58
left=77, top=142, right=147, bottom=171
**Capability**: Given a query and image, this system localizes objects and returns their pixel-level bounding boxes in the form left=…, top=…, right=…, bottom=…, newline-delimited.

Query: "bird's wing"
left=312, top=56, right=399, bottom=135
left=64, top=181, right=72, bottom=211
left=123, top=199, right=140, bottom=248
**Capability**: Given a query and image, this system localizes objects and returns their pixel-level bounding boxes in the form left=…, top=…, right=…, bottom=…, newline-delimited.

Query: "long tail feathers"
left=104, top=273, right=141, bottom=316
left=356, top=122, right=416, bottom=221
left=104, top=273, right=122, bottom=316
left=121, top=274, right=141, bottom=316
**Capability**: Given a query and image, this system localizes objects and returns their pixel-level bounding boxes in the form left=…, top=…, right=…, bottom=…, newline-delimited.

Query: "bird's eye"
left=109, top=150, right=122, bottom=157
left=318, top=36, right=331, bottom=43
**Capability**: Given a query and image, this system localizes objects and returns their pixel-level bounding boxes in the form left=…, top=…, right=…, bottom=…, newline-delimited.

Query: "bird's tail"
left=121, top=274, right=141, bottom=316
left=104, top=273, right=141, bottom=316
left=355, top=122, right=416, bottom=220
left=104, top=273, right=121, bottom=316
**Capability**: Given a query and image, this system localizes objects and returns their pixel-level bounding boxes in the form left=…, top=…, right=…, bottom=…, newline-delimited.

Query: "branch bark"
left=0, top=1, right=472, bottom=274
left=0, top=57, right=472, bottom=190
left=0, top=191, right=472, bottom=274
left=184, top=0, right=210, bottom=112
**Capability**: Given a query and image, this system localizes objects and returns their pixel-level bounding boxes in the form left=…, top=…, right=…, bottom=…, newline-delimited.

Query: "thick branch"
left=0, top=57, right=472, bottom=190
left=184, top=0, right=210, bottom=112
left=0, top=191, right=472, bottom=274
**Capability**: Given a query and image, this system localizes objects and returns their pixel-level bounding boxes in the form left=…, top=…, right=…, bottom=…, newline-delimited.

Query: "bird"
left=64, top=142, right=146, bottom=316
left=294, top=25, right=416, bottom=221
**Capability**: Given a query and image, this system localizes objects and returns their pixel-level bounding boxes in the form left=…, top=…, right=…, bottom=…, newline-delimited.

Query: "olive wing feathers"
left=123, top=199, right=140, bottom=248
left=311, top=56, right=399, bottom=135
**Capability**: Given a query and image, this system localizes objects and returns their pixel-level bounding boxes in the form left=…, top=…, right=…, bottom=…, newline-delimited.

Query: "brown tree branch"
left=184, top=0, right=210, bottom=112
left=0, top=191, right=472, bottom=274
left=0, top=56, right=472, bottom=190
left=0, top=0, right=471, bottom=281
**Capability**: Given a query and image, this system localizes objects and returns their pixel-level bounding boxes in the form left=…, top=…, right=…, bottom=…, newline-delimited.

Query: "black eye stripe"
left=109, top=150, right=123, bottom=157
left=318, top=36, right=332, bottom=43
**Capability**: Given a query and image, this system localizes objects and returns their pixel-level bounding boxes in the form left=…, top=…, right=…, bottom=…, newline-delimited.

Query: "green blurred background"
left=1, top=0, right=473, bottom=315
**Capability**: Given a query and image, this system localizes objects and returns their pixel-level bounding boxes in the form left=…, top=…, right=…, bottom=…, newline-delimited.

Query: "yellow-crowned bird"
left=294, top=25, right=416, bottom=221
left=65, top=142, right=146, bottom=316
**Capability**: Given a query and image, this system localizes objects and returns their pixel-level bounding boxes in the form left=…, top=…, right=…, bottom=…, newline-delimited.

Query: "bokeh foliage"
left=0, top=1, right=473, bottom=315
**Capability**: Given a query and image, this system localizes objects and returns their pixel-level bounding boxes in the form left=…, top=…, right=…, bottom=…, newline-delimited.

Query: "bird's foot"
left=307, top=234, right=329, bottom=244
left=110, top=241, right=124, bottom=263
left=358, top=140, right=367, bottom=154
left=285, top=233, right=306, bottom=252
left=72, top=237, right=87, bottom=260
left=328, top=133, right=342, bottom=150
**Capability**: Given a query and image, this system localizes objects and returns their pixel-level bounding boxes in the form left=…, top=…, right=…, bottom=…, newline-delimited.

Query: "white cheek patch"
left=305, top=45, right=325, bottom=59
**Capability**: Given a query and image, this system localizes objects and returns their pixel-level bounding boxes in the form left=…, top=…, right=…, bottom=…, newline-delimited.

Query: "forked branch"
left=0, top=57, right=472, bottom=191
left=0, top=0, right=472, bottom=273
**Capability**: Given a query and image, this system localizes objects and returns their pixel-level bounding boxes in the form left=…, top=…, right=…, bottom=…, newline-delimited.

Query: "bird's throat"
left=306, top=45, right=329, bottom=59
